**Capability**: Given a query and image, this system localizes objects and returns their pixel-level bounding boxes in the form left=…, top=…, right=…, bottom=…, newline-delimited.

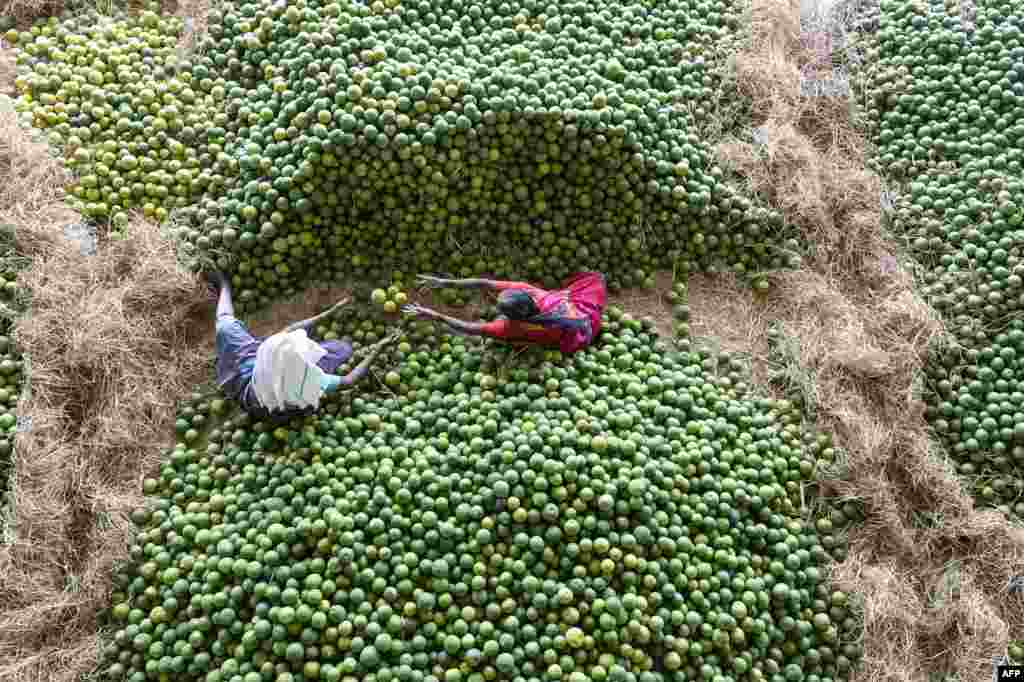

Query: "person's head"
left=261, top=332, right=326, bottom=408
left=496, top=289, right=539, bottom=321
left=277, top=358, right=317, bottom=401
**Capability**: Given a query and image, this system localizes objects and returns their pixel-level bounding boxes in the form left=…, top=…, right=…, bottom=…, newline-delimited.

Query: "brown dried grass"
left=0, top=108, right=215, bottom=681
left=680, top=0, right=1024, bottom=679
left=0, top=106, right=78, bottom=246
left=0, top=46, right=16, bottom=97
left=0, top=0, right=64, bottom=25
left=173, top=0, right=210, bottom=53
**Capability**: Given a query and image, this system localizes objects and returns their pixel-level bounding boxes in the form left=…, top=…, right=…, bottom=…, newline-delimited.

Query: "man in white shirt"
left=208, top=271, right=396, bottom=422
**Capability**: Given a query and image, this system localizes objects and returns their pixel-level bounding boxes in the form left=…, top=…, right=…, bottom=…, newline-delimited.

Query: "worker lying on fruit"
left=207, top=272, right=397, bottom=422
left=402, top=271, right=607, bottom=354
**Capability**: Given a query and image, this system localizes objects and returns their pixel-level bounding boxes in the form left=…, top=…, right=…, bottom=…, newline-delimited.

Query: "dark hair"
left=496, top=290, right=540, bottom=321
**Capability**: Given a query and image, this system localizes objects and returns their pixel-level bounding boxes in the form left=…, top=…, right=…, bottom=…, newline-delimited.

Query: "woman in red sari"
left=401, top=272, right=608, bottom=354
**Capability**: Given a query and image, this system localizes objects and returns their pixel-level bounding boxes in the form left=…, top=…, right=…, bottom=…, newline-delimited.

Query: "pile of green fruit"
left=106, top=312, right=861, bottom=682
left=0, top=228, right=27, bottom=500
left=0, top=332, right=23, bottom=495
left=172, top=0, right=798, bottom=308
left=664, top=281, right=691, bottom=345
left=319, top=282, right=419, bottom=385
left=6, top=5, right=216, bottom=227
left=7, top=0, right=803, bottom=315
left=866, top=0, right=1024, bottom=516
left=370, top=284, right=409, bottom=316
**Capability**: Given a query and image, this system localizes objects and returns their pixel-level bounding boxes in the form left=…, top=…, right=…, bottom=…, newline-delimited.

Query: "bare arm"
left=335, top=352, right=380, bottom=387
left=281, top=297, right=349, bottom=335
left=433, top=313, right=490, bottom=336
left=330, top=333, right=400, bottom=389
left=417, top=275, right=500, bottom=291
left=401, top=303, right=489, bottom=336
left=449, top=278, right=501, bottom=290
left=418, top=275, right=540, bottom=291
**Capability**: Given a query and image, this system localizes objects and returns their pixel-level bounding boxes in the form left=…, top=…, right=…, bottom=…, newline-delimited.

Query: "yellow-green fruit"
left=566, top=627, right=585, bottom=648
left=371, top=289, right=388, bottom=305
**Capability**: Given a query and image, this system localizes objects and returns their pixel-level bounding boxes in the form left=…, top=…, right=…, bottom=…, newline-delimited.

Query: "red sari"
left=479, top=272, right=608, bottom=354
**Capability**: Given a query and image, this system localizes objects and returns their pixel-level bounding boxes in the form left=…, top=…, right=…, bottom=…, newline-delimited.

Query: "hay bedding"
left=0, top=101, right=216, bottom=679
left=0, top=49, right=16, bottom=97
left=0, top=0, right=65, bottom=26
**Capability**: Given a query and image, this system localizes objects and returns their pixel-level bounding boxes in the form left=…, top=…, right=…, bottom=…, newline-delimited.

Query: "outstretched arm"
left=417, top=275, right=533, bottom=291
left=402, top=304, right=562, bottom=347
left=324, top=332, right=400, bottom=391
left=281, top=297, right=349, bottom=335
left=401, top=303, right=489, bottom=336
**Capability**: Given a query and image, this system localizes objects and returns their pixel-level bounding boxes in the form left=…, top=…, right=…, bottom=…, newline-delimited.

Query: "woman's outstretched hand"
left=415, top=274, right=450, bottom=289
left=402, top=303, right=439, bottom=320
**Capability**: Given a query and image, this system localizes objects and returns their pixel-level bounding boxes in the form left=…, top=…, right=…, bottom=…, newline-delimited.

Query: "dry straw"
left=0, top=50, right=16, bottom=97
left=0, top=101, right=216, bottom=679
left=0, top=0, right=64, bottom=24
